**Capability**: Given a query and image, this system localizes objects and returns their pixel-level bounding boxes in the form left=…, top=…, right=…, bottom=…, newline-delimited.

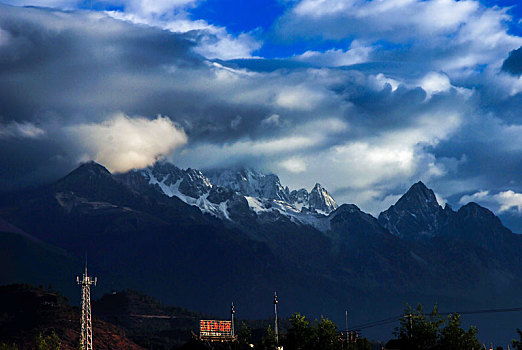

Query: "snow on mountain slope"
left=308, top=183, right=338, bottom=214
left=206, top=168, right=290, bottom=202
left=130, top=165, right=231, bottom=220
left=123, top=162, right=338, bottom=230
left=206, top=168, right=338, bottom=214
left=244, top=195, right=331, bottom=231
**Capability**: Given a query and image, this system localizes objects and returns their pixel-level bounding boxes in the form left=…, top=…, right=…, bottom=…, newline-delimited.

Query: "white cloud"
left=279, top=158, right=307, bottom=173
left=280, top=0, right=522, bottom=75
left=459, top=190, right=522, bottom=214
left=0, top=121, right=46, bottom=139
left=290, top=0, right=478, bottom=38
left=3, top=4, right=519, bottom=218
left=497, top=190, right=522, bottom=213
left=270, top=112, right=462, bottom=213
left=275, top=85, right=326, bottom=110
left=121, top=0, right=198, bottom=17
left=177, top=116, right=349, bottom=170
left=261, top=114, right=281, bottom=127
left=420, top=72, right=451, bottom=98
left=106, top=5, right=261, bottom=60
left=193, top=30, right=262, bottom=60
left=370, top=73, right=401, bottom=91
left=295, top=41, right=373, bottom=67
left=1, top=0, right=80, bottom=8
left=66, top=113, right=187, bottom=173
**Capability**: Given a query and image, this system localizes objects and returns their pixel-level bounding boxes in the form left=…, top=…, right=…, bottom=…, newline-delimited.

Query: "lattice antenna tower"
left=77, top=259, right=97, bottom=350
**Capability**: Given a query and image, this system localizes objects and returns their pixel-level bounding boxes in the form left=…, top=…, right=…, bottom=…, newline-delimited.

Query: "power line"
left=348, top=306, right=522, bottom=331
left=440, top=307, right=522, bottom=316
left=349, top=316, right=402, bottom=331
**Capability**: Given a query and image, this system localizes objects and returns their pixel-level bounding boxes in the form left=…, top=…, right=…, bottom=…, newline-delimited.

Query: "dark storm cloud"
left=0, top=3, right=521, bottom=225
left=501, top=46, right=522, bottom=76
left=0, top=4, right=269, bottom=187
left=0, top=4, right=200, bottom=122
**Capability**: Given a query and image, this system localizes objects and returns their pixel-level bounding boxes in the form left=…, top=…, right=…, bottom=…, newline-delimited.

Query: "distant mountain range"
left=1, top=161, right=521, bottom=343
left=117, top=162, right=338, bottom=225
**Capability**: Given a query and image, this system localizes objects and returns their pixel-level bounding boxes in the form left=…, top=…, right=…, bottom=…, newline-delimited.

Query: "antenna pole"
left=77, top=259, right=96, bottom=350
left=345, top=310, right=348, bottom=343
left=231, top=302, right=235, bottom=338
left=274, top=292, right=279, bottom=345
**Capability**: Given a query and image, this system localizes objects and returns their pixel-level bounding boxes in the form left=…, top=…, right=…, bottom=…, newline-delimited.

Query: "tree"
left=285, top=313, right=313, bottom=350
left=35, top=332, right=61, bottom=350
left=395, top=304, right=482, bottom=350
left=312, top=316, right=340, bottom=350
left=513, top=329, right=522, bottom=350
left=395, top=304, right=443, bottom=350
left=438, top=314, right=481, bottom=350
left=237, top=322, right=253, bottom=346
left=259, top=325, right=279, bottom=350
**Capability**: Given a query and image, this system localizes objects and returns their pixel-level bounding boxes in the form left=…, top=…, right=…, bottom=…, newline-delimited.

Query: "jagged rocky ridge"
left=117, top=162, right=338, bottom=227
left=117, top=162, right=520, bottom=249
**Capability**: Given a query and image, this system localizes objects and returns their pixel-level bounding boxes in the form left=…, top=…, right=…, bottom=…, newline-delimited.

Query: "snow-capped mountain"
left=206, top=168, right=290, bottom=202
left=118, top=162, right=338, bottom=227
left=308, top=183, right=338, bottom=214
left=206, top=168, right=337, bottom=214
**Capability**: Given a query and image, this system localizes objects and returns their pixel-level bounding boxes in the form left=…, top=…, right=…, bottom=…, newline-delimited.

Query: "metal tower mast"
left=273, top=291, right=279, bottom=345
left=77, top=262, right=97, bottom=350
left=231, top=302, right=235, bottom=338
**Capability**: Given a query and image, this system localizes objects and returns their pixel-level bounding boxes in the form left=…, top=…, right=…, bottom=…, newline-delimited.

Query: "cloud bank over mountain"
left=0, top=0, right=521, bottom=225
left=66, top=114, right=187, bottom=173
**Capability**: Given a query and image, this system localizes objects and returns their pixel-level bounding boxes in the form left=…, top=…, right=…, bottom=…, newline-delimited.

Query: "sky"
left=0, top=0, right=522, bottom=230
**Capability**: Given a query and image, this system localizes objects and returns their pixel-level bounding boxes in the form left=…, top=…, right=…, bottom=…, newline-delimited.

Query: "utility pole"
left=274, top=291, right=279, bottom=345
left=231, top=302, right=235, bottom=338
left=345, top=310, right=348, bottom=343
left=77, top=261, right=97, bottom=350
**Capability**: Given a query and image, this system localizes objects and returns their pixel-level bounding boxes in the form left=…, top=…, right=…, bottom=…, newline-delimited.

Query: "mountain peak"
left=75, top=161, right=111, bottom=176
left=458, top=202, right=496, bottom=219
left=57, top=161, right=112, bottom=188
left=378, top=181, right=445, bottom=239
left=453, top=201, right=515, bottom=251
left=392, top=181, right=440, bottom=213
left=309, top=182, right=338, bottom=213
left=206, top=167, right=289, bottom=202
left=403, top=181, right=436, bottom=201
left=335, top=203, right=361, bottom=213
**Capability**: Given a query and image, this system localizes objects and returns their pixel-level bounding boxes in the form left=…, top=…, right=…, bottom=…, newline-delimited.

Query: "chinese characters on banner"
left=200, top=320, right=233, bottom=338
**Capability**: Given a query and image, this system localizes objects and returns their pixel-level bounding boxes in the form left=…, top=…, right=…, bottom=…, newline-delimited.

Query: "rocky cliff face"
left=117, top=162, right=339, bottom=226
left=308, top=183, right=338, bottom=214
left=378, top=181, right=448, bottom=239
